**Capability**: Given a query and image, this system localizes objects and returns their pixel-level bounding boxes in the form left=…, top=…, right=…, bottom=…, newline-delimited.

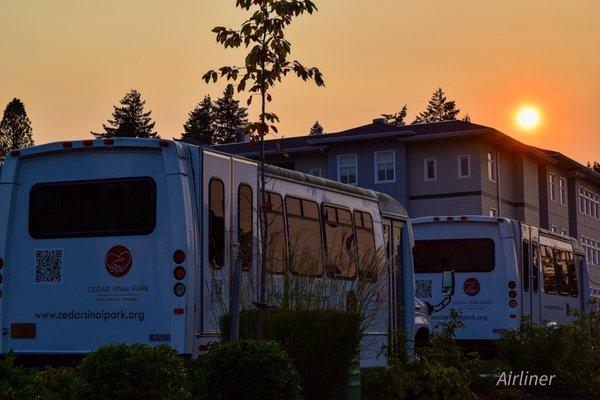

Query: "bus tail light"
left=173, top=267, right=186, bottom=281
left=508, top=281, right=516, bottom=289
left=446, top=217, right=454, bottom=221
left=509, top=290, right=517, bottom=299
left=460, top=216, right=468, bottom=221
left=173, top=283, right=186, bottom=297
left=173, top=250, right=186, bottom=264
left=103, top=138, right=114, bottom=145
left=83, top=140, right=93, bottom=147
left=10, top=150, right=20, bottom=157
left=433, top=217, right=440, bottom=222
left=62, top=141, right=73, bottom=148
left=173, top=308, right=184, bottom=315
left=509, top=300, right=518, bottom=308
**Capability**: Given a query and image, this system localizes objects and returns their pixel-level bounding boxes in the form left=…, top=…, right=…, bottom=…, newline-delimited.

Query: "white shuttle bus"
left=412, top=215, right=589, bottom=352
left=0, top=138, right=432, bottom=366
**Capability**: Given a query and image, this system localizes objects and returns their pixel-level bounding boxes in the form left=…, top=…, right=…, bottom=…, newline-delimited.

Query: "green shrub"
left=33, top=366, right=83, bottom=400
left=194, top=339, right=301, bottom=400
left=0, top=352, right=36, bottom=400
left=361, top=367, right=401, bottom=400
left=79, top=343, right=188, bottom=400
left=498, top=315, right=600, bottom=397
left=221, top=309, right=361, bottom=400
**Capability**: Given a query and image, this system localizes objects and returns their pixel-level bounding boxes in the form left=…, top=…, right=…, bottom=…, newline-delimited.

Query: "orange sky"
left=1, top=0, right=598, bottom=163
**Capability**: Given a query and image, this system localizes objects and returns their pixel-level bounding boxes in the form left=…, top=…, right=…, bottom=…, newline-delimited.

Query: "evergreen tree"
left=461, top=113, right=471, bottom=122
left=413, top=88, right=462, bottom=124
left=309, top=120, right=324, bottom=135
left=92, top=89, right=158, bottom=138
left=182, top=96, right=216, bottom=145
left=381, top=105, right=408, bottom=126
left=0, top=98, right=34, bottom=161
left=213, top=91, right=248, bottom=144
left=587, top=161, right=600, bottom=174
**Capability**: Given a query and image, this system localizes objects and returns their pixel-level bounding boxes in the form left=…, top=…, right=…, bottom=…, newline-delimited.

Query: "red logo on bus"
left=105, top=245, right=132, bottom=278
left=463, top=278, right=480, bottom=296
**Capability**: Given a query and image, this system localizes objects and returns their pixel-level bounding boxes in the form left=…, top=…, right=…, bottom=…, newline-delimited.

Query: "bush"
left=194, top=339, right=301, bottom=400
left=361, top=367, right=400, bottom=400
left=221, top=309, right=361, bottom=400
left=498, top=315, right=600, bottom=397
left=33, top=366, right=83, bottom=400
left=0, top=352, right=36, bottom=400
left=79, top=343, right=188, bottom=400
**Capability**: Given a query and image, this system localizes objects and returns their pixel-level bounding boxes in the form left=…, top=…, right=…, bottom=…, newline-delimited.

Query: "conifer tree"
left=413, top=88, right=461, bottom=124
left=0, top=98, right=34, bottom=161
left=213, top=91, right=248, bottom=144
left=309, top=120, right=324, bottom=135
left=92, top=89, right=158, bottom=138
left=381, top=105, right=408, bottom=126
left=182, top=95, right=216, bottom=145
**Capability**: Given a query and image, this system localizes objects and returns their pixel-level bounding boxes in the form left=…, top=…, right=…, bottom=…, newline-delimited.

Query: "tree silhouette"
left=587, top=161, right=600, bottom=174
left=309, top=120, right=324, bottom=135
left=413, top=88, right=462, bottom=124
left=182, top=95, right=216, bottom=145
left=0, top=98, right=34, bottom=161
left=382, top=105, right=408, bottom=126
left=213, top=91, right=248, bottom=144
left=92, top=89, right=158, bottom=138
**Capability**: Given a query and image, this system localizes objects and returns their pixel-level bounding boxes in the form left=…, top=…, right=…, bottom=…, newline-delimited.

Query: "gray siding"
left=410, top=195, right=483, bottom=218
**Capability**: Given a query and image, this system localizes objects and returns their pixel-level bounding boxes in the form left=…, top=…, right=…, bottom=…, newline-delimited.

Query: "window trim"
left=353, top=209, right=377, bottom=280
left=308, top=168, right=321, bottom=177
left=457, top=155, right=471, bottom=179
left=284, top=194, right=324, bottom=278
left=424, top=157, right=437, bottom=182
left=559, top=177, right=567, bottom=206
left=264, top=191, right=288, bottom=274
left=374, top=150, right=396, bottom=183
left=487, top=149, right=497, bottom=182
left=337, top=154, right=358, bottom=186
left=548, top=172, right=557, bottom=203
left=28, top=176, right=157, bottom=239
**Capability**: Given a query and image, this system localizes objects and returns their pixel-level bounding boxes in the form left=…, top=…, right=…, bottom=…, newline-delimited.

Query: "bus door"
left=200, top=151, right=233, bottom=338
left=529, top=228, right=542, bottom=324
left=520, top=225, right=532, bottom=320
left=383, top=218, right=405, bottom=334
left=539, top=236, right=580, bottom=324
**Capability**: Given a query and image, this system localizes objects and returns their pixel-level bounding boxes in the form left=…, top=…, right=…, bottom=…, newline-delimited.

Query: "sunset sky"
left=1, top=0, right=598, bottom=163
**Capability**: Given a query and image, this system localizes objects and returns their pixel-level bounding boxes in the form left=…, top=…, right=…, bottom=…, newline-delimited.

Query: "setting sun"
left=516, top=107, right=541, bottom=130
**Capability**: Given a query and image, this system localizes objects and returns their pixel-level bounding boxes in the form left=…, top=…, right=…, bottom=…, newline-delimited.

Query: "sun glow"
left=516, top=106, right=541, bottom=130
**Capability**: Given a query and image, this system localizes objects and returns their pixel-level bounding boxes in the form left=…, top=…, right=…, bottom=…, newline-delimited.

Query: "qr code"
left=416, top=279, right=432, bottom=298
left=35, top=250, right=63, bottom=284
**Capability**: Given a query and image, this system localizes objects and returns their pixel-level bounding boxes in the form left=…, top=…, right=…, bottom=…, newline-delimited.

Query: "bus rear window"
left=29, top=177, right=156, bottom=238
left=414, top=239, right=495, bottom=273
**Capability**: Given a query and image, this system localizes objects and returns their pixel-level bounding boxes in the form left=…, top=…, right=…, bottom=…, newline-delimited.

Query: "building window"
left=338, top=154, right=357, bottom=185
left=375, top=151, right=395, bottom=183
left=581, top=236, right=600, bottom=267
left=548, top=173, right=557, bottom=202
left=487, top=150, right=497, bottom=182
left=309, top=168, right=321, bottom=177
left=559, top=178, right=567, bottom=206
left=424, top=158, right=437, bottom=182
left=489, top=208, right=498, bottom=217
left=458, top=155, right=470, bottom=179
left=578, top=187, right=599, bottom=219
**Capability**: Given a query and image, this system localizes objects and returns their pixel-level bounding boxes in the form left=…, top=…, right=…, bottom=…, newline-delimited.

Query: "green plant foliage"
left=0, top=352, right=37, bottom=400
left=498, top=313, right=600, bottom=397
left=33, top=366, right=84, bottom=400
left=79, top=343, right=188, bottom=400
left=194, top=339, right=301, bottom=400
left=221, top=309, right=361, bottom=400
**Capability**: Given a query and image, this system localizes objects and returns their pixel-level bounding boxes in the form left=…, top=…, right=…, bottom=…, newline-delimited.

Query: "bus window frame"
left=264, top=191, right=288, bottom=274
left=353, top=209, right=377, bottom=281
left=237, top=183, right=254, bottom=272
left=209, top=178, right=226, bottom=269
left=321, top=202, right=358, bottom=280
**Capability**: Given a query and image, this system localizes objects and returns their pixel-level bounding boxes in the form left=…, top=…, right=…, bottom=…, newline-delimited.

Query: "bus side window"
left=567, top=251, right=579, bottom=297
left=238, top=184, right=253, bottom=271
left=209, top=178, right=225, bottom=269
left=285, top=196, right=324, bottom=276
left=522, top=239, right=530, bottom=292
left=354, top=210, right=376, bottom=281
left=264, top=192, right=287, bottom=274
left=322, top=205, right=357, bottom=279
left=553, top=248, right=571, bottom=296
left=532, top=240, right=539, bottom=292
left=541, top=245, right=557, bottom=294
